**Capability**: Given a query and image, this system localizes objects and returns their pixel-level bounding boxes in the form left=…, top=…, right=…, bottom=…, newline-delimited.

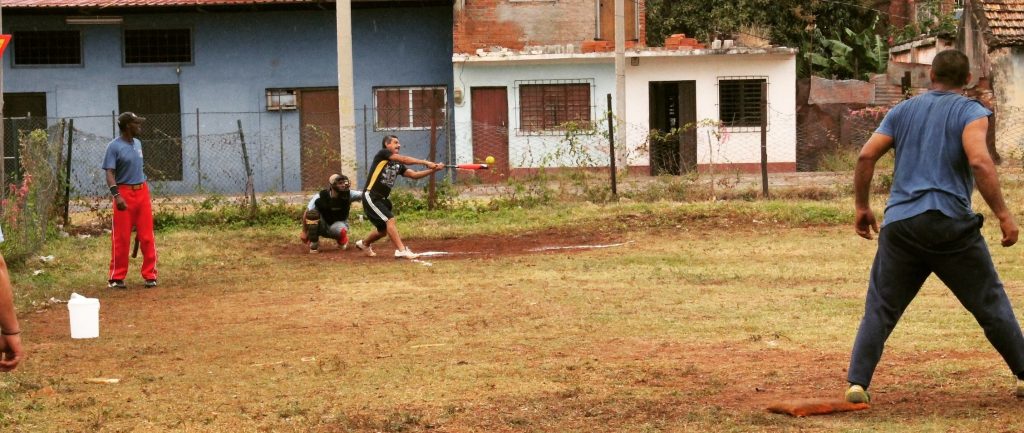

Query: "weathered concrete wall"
left=990, top=47, right=1024, bottom=160
left=453, top=0, right=646, bottom=54
left=808, top=76, right=875, bottom=104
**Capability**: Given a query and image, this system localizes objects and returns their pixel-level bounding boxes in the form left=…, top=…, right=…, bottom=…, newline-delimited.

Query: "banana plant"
left=807, top=17, right=887, bottom=81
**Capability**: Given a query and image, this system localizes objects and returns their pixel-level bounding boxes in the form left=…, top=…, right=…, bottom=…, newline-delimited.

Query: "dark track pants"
left=847, top=211, right=1024, bottom=387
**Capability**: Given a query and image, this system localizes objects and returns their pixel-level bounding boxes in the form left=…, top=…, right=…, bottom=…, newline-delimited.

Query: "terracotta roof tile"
left=972, top=0, right=1024, bottom=47
left=1, top=0, right=322, bottom=7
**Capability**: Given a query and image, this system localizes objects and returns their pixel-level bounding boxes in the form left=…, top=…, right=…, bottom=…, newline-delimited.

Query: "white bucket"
left=67, top=293, right=100, bottom=339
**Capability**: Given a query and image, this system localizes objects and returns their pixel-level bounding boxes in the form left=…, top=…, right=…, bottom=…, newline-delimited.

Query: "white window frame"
left=373, top=86, right=448, bottom=131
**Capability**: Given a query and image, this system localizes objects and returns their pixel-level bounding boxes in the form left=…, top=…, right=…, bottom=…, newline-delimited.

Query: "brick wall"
left=454, top=0, right=645, bottom=54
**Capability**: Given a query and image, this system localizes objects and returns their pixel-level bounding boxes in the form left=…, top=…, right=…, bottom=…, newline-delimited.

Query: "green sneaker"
left=845, top=384, right=871, bottom=403
left=1016, top=378, right=1024, bottom=398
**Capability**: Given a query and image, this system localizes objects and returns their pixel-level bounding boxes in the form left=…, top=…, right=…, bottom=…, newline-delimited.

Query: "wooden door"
left=299, top=89, right=340, bottom=191
left=119, top=84, right=183, bottom=180
left=598, top=0, right=637, bottom=41
left=470, top=87, right=508, bottom=183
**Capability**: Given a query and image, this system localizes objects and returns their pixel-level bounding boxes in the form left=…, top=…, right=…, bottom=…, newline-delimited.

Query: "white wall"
left=452, top=58, right=616, bottom=168
left=451, top=50, right=797, bottom=171
left=625, top=52, right=797, bottom=169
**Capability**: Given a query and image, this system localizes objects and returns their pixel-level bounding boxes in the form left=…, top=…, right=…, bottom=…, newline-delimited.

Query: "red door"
left=299, top=89, right=341, bottom=190
left=470, top=87, right=509, bottom=183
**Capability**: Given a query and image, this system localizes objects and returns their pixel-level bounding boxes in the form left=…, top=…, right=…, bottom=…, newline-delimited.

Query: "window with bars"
left=12, top=31, right=81, bottom=66
left=124, top=29, right=192, bottom=64
left=518, top=82, right=591, bottom=132
left=374, top=86, right=447, bottom=130
left=718, top=78, right=766, bottom=128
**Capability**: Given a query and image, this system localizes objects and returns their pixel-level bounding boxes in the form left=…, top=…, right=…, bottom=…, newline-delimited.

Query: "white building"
left=451, top=46, right=798, bottom=178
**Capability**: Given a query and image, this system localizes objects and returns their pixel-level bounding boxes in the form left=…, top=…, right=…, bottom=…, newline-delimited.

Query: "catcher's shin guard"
left=303, top=209, right=321, bottom=243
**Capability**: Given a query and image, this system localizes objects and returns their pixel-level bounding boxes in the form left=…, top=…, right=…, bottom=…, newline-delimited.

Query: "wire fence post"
left=427, top=91, right=439, bottom=210
left=196, top=108, right=202, bottom=191
left=279, top=108, right=285, bottom=191
left=63, top=118, right=75, bottom=225
left=362, top=105, right=368, bottom=182
left=606, top=93, right=617, bottom=197
left=760, top=81, right=769, bottom=198
left=236, top=119, right=257, bottom=215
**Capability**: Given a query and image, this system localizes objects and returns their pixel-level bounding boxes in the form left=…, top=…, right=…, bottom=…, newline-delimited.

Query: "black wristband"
left=110, top=185, right=120, bottom=196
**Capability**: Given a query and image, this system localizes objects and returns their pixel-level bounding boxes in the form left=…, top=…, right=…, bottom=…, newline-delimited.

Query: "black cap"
left=117, top=112, right=146, bottom=130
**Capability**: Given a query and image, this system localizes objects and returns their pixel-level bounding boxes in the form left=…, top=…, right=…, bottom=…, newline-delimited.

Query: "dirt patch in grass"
left=10, top=217, right=1024, bottom=432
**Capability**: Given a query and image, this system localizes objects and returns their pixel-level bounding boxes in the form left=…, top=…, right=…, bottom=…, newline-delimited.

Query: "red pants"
left=109, top=183, right=157, bottom=281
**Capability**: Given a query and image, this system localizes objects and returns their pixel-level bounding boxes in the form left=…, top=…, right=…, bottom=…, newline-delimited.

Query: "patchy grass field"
left=3, top=190, right=1024, bottom=432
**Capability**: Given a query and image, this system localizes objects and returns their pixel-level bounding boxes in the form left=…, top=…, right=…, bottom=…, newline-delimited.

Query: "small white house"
left=451, top=45, right=798, bottom=178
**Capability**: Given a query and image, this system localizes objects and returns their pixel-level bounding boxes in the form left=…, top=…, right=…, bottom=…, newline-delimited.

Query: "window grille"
left=124, top=29, right=192, bottom=64
left=718, top=78, right=766, bottom=128
left=517, top=81, right=592, bottom=133
left=12, top=30, right=81, bottom=66
left=266, top=89, right=298, bottom=111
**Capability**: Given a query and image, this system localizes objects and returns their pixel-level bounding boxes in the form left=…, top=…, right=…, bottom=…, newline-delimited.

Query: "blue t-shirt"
left=877, top=90, right=991, bottom=226
left=102, top=137, right=147, bottom=184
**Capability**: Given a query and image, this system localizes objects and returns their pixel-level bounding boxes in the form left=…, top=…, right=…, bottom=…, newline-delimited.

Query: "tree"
left=645, top=0, right=883, bottom=78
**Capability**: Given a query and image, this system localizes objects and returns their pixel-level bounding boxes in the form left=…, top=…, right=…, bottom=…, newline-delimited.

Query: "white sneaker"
left=355, top=240, right=376, bottom=257
left=394, top=247, right=419, bottom=259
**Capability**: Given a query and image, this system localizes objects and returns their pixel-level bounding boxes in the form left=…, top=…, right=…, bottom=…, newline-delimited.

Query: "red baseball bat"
left=444, top=163, right=490, bottom=170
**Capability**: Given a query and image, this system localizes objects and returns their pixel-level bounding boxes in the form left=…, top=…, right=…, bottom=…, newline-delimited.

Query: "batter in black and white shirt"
left=356, top=135, right=444, bottom=259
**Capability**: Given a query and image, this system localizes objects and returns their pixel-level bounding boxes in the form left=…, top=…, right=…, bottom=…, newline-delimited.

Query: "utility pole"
left=336, top=0, right=358, bottom=180
left=614, top=0, right=626, bottom=172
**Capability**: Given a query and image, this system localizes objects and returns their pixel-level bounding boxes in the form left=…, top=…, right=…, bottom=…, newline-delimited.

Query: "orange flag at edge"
left=0, top=35, right=11, bottom=58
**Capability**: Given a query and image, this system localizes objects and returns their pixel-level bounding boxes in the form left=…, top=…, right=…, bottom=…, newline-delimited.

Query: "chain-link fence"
left=3, top=104, right=1024, bottom=204
left=0, top=119, right=68, bottom=261
left=1, top=108, right=454, bottom=200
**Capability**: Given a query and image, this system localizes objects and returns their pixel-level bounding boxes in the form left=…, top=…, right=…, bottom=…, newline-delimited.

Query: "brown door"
left=470, top=87, right=508, bottom=183
left=598, top=0, right=637, bottom=41
left=299, top=89, right=340, bottom=191
left=119, top=84, right=183, bottom=181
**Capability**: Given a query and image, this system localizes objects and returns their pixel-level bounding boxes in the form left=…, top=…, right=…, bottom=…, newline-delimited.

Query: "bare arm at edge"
left=0, top=255, right=25, bottom=372
left=964, top=116, right=1018, bottom=247
left=853, top=132, right=894, bottom=240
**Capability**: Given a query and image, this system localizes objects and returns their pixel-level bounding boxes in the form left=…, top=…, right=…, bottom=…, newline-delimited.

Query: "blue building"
left=1, top=0, right=453, bottom=195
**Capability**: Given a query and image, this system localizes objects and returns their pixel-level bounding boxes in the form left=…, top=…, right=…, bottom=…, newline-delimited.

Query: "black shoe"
left=144, top=279, right=158, bottom=288
left=107, top=279, right=126, bottom=289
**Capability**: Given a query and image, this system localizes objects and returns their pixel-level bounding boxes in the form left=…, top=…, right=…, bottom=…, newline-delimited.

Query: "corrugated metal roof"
left=2, top=0, right=322, bottom=7
left=973, top=0, right=1024, bottom=47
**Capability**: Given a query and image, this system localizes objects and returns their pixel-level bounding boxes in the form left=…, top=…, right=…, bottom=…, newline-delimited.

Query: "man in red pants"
left=103, top=112, right=157, bottom=289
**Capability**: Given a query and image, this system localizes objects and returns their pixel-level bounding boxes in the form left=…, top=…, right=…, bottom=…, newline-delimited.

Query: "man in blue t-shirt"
left=845, top=49, right=1024, bottom=404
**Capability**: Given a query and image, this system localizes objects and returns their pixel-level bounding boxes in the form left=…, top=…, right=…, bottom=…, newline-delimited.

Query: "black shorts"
left=363, top=194, right=393, bottom=232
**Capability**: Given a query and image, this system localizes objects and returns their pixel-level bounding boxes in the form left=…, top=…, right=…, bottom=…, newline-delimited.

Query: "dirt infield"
left=277, top=227, right=624, bottom=261
left=10, top=217, right=1024, bottom=432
